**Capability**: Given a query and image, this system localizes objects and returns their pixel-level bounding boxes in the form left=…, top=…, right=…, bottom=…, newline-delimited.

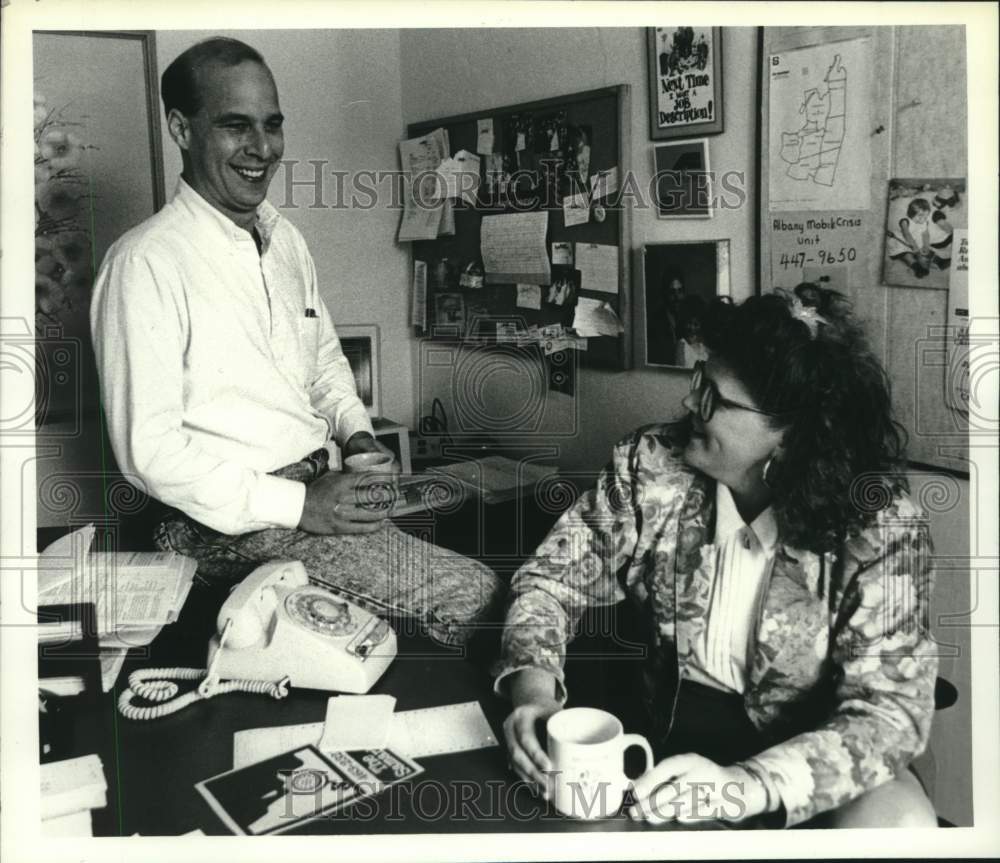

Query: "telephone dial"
left=118, top=561, right=397, bottom=720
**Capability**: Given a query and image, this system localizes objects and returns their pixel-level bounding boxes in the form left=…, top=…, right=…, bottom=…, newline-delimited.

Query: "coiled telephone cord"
left=117, top=619, right=289, bottom=720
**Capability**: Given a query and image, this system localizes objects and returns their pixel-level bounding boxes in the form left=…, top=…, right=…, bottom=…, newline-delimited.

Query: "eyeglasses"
left=689, top=361, right=782, bottom=424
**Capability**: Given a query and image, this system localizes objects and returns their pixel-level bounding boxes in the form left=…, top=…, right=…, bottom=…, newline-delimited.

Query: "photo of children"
left=643, top=241, right=728, bottom=369
left=883, top=178, right=965, bottom=289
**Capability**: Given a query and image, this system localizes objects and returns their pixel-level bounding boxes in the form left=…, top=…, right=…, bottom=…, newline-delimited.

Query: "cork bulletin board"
left=406, top=85, right=632, bottom=372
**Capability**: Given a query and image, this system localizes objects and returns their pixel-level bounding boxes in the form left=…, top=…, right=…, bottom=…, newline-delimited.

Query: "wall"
left=37, top=29, right=415, bottom=530
left=907, top=471, right=972, bottom=826
left=400, top=28, right=760, bottom=470
left=156, top=30, right=417, bottom=428
left=399, top=26, right=972, bottom=825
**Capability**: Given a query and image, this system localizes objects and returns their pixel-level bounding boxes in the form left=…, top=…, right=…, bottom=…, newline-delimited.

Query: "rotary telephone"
left=118, top=561, right=397, bottom=720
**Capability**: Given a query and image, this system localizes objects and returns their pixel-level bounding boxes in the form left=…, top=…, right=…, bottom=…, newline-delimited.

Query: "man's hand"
left=627, top=753, right=769, bottom=826
left=298, top=470, right=390, bottom=535
left=342, top=433, right=401, bottom=475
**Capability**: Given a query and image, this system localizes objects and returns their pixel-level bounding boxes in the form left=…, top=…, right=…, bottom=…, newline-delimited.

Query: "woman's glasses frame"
left=689, top=360, right=784, bottom=424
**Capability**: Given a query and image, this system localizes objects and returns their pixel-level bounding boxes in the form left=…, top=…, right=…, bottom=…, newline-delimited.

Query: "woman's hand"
left=627, top=753, right=769, bottom=826
left=502, top=669, right=562, bottom=798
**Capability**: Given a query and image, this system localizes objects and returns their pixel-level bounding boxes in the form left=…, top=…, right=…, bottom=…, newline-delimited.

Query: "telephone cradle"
left=118, top=560, right=397, bottom=720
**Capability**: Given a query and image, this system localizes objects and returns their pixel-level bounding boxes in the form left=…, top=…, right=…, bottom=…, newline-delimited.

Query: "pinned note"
left=590, top=166, right=619, bottom=200
left=575, top=243, right=619, bottom=294
left=437, top=150, right=481, bottom=204
left=562, top=192, right=590, bottom=227
left=516, top=284, right=542, bottom=310
left=480, top=212, right=551, bottom=285
left=572, top=297, right=624, bottom=337
left=397, top=127, right=451, bottom=241
left=551, top=241, right=573, bottom=266
left=476, top=118, right=494, bottom=154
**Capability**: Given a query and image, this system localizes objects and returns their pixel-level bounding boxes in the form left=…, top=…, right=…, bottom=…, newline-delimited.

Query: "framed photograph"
left=647, top=27, right=724, bottom=140
left=653, top=139, right=712, bottom=218
left=882, top=178, right=966, bottom=289
left=641, top=240, right=730, bottom=369
left=334, top=324, right=382, bottom=419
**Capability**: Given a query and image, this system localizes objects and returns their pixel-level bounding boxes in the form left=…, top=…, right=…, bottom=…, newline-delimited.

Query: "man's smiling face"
left=177, top=59, right=284, bottom=228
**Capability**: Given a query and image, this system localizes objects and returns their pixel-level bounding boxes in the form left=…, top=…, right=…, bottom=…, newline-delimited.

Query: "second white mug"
left=546, top=707, right=653, bottom=820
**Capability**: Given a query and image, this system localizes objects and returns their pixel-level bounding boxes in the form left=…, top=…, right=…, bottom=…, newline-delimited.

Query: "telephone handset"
left=207, top=560, right=397, bottom=693
left=118, top=560, right=396, bottom=720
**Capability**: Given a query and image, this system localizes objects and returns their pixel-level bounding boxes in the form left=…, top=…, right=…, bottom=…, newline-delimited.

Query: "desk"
left=43, top=584, right=728, bottom=836
left=38, top=498, right=727, bottom=836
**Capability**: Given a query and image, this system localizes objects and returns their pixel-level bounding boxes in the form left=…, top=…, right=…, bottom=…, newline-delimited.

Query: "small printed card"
left=318, top=694, right=396, bottom=752
left=196, top=744, right=423, bottom=835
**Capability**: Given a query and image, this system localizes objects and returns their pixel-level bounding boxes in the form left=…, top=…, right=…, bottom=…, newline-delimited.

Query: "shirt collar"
left=714, top=483, right=778, bottom=553
left=171, top=176, right=282, bottom=251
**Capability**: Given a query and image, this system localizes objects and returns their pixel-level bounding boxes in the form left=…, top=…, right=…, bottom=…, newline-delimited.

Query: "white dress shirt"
left=684, top=483, right=779, bottom=694
left=91, top=177, right=373, bottom=535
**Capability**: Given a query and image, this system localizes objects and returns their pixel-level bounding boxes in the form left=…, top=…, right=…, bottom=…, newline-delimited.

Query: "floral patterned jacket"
left=494, top=423, right=938, bottom=827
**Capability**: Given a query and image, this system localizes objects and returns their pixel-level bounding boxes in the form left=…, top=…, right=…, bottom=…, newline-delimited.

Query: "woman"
left=496, top=283, right=938, bottom=828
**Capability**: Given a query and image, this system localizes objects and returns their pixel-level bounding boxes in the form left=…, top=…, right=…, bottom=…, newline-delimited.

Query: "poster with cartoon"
left=882, top=178, right=966, bottom=289
left=648, top=27, right=723, bottom=139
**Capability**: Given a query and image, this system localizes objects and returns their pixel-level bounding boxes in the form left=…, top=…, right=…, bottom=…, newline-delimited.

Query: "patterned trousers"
left=153, top=451, right=502, bottom=647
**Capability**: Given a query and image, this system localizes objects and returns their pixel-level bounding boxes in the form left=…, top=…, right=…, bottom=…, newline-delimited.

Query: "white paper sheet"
left=476, top=118, right=494, bottom=154
left=575, top=243, right=619, bottom=294
left=590, top=166, right=619, bottom=200
left=516, top=284, right=542, bottom=310
left=572, top=297, right=624, bottom=337
left=39, top=523, right=95, bottom=593
left=437, top=150, right=480, bottom=204
left=562, top=192, right=590, bottom=227
left=397, top=189, right=444, bottom=241
left=40, top=754, right=107, bottom=820
left=319, top=694, right=396, bottom=752
left=480, top=212, right=551, bottom=285
left=397, top=127, right=450, bottom=241
left=768, top=38, right=872, bottom=211
left=232, top=702, right=499, bottom=769
left=38, top=551, right=197, bottom=634
left=551, top=241, right=573, bottom=265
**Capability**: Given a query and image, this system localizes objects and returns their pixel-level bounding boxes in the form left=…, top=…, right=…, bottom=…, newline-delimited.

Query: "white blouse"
left=684, top=483, right=778, bottom=694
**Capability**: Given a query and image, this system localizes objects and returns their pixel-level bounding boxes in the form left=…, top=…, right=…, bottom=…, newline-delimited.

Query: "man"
left=91, top=37, right=499, bottom=647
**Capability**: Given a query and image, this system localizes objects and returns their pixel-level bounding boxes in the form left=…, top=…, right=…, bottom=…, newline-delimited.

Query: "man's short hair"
left=161, top=37, right=267, bottom=117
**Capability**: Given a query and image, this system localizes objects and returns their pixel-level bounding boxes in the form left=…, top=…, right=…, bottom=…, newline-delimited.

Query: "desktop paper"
left=233, top=702, right=499, bottom=769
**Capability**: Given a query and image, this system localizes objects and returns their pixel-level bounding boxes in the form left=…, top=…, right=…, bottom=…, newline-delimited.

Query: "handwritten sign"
left=769, top=211, right=868, bottom=290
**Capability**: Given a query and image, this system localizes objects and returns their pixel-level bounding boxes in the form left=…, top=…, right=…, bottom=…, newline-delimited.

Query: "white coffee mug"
left=546, top=707, right=653, bottom=820
left=343, top=451, right=394, bottom=473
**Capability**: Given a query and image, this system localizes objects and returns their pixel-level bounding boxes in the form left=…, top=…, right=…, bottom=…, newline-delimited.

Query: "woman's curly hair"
left=700, top=283, right=908, bottom=554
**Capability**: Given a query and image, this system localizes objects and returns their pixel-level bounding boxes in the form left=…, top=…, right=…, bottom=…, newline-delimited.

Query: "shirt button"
left=743, top=535, right=751, bottom=550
